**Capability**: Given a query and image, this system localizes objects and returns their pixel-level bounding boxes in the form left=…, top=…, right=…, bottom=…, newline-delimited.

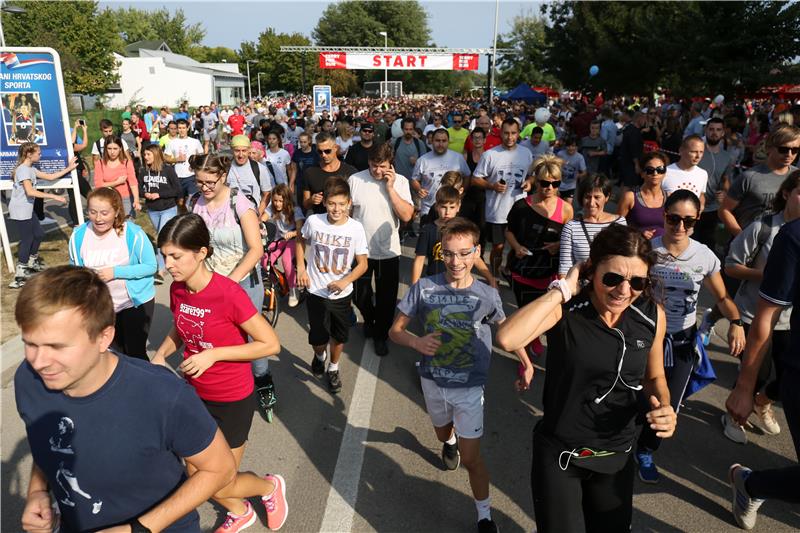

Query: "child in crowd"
left=263, top=183, right=305, bottom=307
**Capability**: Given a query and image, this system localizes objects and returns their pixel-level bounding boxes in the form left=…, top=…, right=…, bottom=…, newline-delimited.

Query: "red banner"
left=318, top=52, right=479, bottom=71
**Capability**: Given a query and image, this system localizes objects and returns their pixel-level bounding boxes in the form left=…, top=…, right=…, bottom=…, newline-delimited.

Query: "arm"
left=473, top=256, right=497, bottom=288
left=295, top=235, right=309, bottom=289
left=126, top=162, right=140, bottom=210
left=152, top=326, right=182, bottom=366
left=718, top=195, right=742, bottom=236
left=228, top=209, right=265, bottom=282
left=724, top=225, right=763, bottom=282
left=327, top=253, right=368, bottom=295
left=386, top=175, right=414, bottom=223
left=617, top=191, right=635, bottom=218
left=725, top=263, right=762, bottom=282
left=21, top=180, right=66, bottom=203
left=558, top=223, right=574, bottom=278
left=704, top=271, right=745, bottom=357
left=34, top=157, right=77, bottom=181
left=505, top=228, right=530, bottom=258
left=21, top=462, right=56, bottom=533
left=699, top=192, right=706, bottom=213
left=496, top=289, right=563, bottom=351
left=112, top=228, right=157, bottom=280
left=259, top=190, right=271, bottom=217
left=641, top=305, right=676, bottom=438
left=287, top=162, right=296, bottom=192
left=410, top=255, right=425, bottom=286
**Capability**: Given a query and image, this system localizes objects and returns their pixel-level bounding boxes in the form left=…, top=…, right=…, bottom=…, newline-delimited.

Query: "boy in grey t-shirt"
left=390, top=217, right=532, bottom=533
left=726, top=163, right=798, bottom=232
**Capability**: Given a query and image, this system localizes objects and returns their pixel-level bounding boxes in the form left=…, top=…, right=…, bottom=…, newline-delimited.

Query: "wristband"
left=730, top=318, right=744, bottom=327
left=547, top=279, right=572, bottom=303
left=130, top=518, right=152, bottom=533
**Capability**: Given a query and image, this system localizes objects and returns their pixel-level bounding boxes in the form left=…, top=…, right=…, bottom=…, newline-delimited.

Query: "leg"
left=126, top=299, right=155, bottom=360
left=353, top=259, right=376, bottom=329
left=372, top=257, right=399, bottom=341
left=458, top=437, right=490, bottom=501
left=29, top=216, right=44, bottom=258
left=148, top=210, right=166, bottom=271
left=111, top=309, right=127, bottom=357
left=15, top=218, right=35, bottom=264
left=238, top=273, right=269, bottom=378
left=582, top=455, right=635, bottom=533
left=280, top=241, right=296, bottom=288
left=531, top=430, right=586, bottom=533
left=490, top=242, right=504, bottom=277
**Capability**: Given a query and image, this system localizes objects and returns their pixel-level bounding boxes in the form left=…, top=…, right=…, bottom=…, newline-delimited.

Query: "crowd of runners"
left=7, top=89, right=800, bottom=533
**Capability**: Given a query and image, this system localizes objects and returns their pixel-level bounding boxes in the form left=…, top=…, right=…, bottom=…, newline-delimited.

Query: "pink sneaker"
left=215, top=500, right=257, bottom=533
left=527, top=337, right=545, bottom=357
left=262, top=474, right=288, bottom=530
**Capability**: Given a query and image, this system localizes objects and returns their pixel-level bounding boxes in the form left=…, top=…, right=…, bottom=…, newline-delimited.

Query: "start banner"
left=319, top=52, right=479, bottom=71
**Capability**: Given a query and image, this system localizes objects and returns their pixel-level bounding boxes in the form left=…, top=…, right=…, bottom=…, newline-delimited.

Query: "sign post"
left=313, top=85, right=332, bottom=114
left=0, top=47, right=79, bottom=273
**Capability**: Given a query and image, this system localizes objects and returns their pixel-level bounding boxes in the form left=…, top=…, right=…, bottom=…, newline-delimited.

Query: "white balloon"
left=534, top=107, right=550, bottom=125
left=714, top=94, right=725, bottom=105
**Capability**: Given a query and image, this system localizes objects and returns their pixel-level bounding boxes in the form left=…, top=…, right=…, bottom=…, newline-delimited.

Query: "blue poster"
left=313, top=85, right=332, bottom=114
left=0, top=48, right=73, bottom=183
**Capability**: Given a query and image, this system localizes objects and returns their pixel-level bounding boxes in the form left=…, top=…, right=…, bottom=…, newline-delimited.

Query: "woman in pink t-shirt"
left=152, top=213, right=288, bottom=532
left=93, top=135, right=140, bottom=217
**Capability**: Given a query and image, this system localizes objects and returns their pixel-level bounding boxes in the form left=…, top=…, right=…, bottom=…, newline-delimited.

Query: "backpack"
left=249, top=158, right=277, bottom=188
left=744, top=213, right=774, bottom=268
left=394, top=136, right=424, bottom=157
left=189, top=188, right=271, bottom=249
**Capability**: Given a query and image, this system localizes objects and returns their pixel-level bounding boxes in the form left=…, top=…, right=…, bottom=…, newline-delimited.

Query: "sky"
left=98, top=0, right=542, bottom=69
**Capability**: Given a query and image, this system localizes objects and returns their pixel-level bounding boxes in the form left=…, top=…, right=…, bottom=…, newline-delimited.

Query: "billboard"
left=319, top=52, right=479, bottom=71
left=313, top=85, right=332, bottom=114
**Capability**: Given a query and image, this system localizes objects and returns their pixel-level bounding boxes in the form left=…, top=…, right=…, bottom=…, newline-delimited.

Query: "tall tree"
left=496, top=12, right=561, bottom=90
left=3, top=1, right=120, bottom=94
left=106, top=7, right=206, bottom=57
left=239, top=29, right=321, bottom=95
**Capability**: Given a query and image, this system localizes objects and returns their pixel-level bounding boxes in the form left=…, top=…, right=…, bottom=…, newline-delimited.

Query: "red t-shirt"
left=464, top=127, right=501, bottom=153
left=228, top=114, right=246, bottom=136
left=132, top=120, right=150, bottom=142
left=170, top=272, right=257, bottom=402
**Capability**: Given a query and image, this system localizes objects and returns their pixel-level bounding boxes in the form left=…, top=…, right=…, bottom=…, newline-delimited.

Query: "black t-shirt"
left=541, top=293, right=658, bottom=451
left=506, top=198, right=563, bottom=279
left=302, top=162, right=357, bottom=214
left=344, top=142, right=372, bottom=171
left=415, top=221, right=446, bottom=276
left=14, top=355, right=217, bottom=532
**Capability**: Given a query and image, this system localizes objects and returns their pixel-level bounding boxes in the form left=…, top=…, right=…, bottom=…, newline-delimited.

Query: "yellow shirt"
left=447, top=127, right=469, bottom=153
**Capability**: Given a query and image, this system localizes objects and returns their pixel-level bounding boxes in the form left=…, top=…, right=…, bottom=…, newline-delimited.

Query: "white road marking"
left=319, top=340, right=382, bottom=533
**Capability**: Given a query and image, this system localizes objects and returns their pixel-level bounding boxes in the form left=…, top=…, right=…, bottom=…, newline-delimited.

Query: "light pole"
left=0, top=3, right=27, bottom=47
left=488, top=0, right=499, bottom=109
left=246, top=59, right=257, bottom=102
left=257, top=72, right=264, bottom=99
left=379, top=31, right=388, bottom=97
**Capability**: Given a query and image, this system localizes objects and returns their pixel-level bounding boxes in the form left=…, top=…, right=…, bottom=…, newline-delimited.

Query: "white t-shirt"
left=336, top=136, right=355, bottom=158
left=411, top=149, right=471, bottom=215
left=91, top=138, right=130, bottom=157
left=227, top=161, right=274, bottom=198
left=265, top=148, right=292, bottom=185
left=301, top=214, right=368, bottom=299
left=285, top=126, right=304, bottom=146
left=473, top=145, right=534, bottom=224
left=662, top=163, right=708, bottom=200
left=348, top=169, right=414, bottom=259
left=165, top=136, right=204, bottom=178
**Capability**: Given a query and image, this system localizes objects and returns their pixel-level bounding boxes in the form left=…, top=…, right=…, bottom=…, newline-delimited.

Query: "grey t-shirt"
left=411, top=149, right=471, bottom=215
left=728, top=163, right=798, bottom=228
left=556, top=150, right=587, bottom=192
left=394, top=138, right=426, bottom=180
left=397, top=273, right=505, bottom=388
left=650, top=237, right=721, bottom=333
left=725, top=212, right=792, bottom=330
left=9, top=165, right=37, bottom=220
left=227, top=161, right=273, bottom=198
left=698, top=145, right=733, bottom=213
left=580, top=135, right=606, bottom=174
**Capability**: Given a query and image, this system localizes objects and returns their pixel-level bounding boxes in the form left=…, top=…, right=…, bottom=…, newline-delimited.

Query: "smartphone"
left=498, top=179, right=506, bottom=185
left=78, top=119, right=86, bottom=127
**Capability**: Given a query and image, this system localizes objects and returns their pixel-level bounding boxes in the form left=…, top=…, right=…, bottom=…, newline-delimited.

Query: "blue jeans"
left=147, top=206, right=178, bottom=271
left=239, top=269, right=269, bottom=377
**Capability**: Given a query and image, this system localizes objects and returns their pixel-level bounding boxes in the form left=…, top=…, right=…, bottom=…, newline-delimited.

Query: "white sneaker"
left=753, top=401, right=781, bottom=435
left=288, top=288, right=299, bottom=308
left=721, top=412, right=748, bottom=444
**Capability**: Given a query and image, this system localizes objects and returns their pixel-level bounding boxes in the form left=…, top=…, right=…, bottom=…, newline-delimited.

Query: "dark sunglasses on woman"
left=665, top=213, right=698, bottom=229
left=643, top=166, right=666, bottom=175
left=601, top=272, right=650, bottom=291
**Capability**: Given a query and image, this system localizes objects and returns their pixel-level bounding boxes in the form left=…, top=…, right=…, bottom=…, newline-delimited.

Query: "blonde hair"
left=440, top=170, right=465, bottom=192
left=87, top=187, right=126, bottom=236
left=143, top=144, right=166, bottom=173
left=767, top=123, right=800, bottom=149
left=531, top=154, right=563, bottom=182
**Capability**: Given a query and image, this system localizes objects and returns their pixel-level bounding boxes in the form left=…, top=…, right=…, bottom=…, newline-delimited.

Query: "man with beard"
left=345, top=122, right=375, bottom=171
left=695, top=118, right=734, bottom=249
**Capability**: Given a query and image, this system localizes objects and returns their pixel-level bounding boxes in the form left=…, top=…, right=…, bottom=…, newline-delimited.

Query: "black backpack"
left=394, top=136, right=424, bottom=157
left=248, top=158, right=277, bottom=187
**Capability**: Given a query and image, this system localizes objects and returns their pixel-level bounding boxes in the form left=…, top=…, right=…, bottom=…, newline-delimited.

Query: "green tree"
left=3, top=1, right=120, bottom=94
left=188, top=46, right=239, bottom=64
left=239, top=29, right=321, bottom=95
left=496, top=12, right=560, bottom=90
left=106, top=7, right=206, bottom=57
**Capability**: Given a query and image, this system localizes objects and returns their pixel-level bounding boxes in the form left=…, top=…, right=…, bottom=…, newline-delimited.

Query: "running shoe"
left=753, top=401, right=781, bottom=435
left=215, top=500, right=256, bottom=533
left=8, top=264, right=30, bottom=289
left=698, top=309, right=715, bottom=346
left=441, top=440, right=460, bottom=471
left=635, top=449, right=660, bottom=484
left=721, top=413, right=748, bottom=444
left=255, top=374, right=277, bottom=410
left=311, top=353, right=326, bottom=379
left=262, top=474, right=288, bottom=530
left=26, top=255, right=45, bottom=272
left=288, top=288, right=299, bottom=308
left=477, top=518, right=498, bottom=533
left=729, top=464, right=764, bottom=530
left=327, top=370, right=342, bottom=394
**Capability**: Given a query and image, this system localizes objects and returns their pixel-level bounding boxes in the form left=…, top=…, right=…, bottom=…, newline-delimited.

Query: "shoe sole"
left=221, top=510, right=257, bottom=533
left=266, top=474, right=288, bottom=531
left=728, top=464, right=753, bottom=530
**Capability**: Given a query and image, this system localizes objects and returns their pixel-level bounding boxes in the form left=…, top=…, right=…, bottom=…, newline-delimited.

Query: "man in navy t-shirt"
left=727, top=218, right=800, bottom=529
left=14, top=266, right=235, bottom=533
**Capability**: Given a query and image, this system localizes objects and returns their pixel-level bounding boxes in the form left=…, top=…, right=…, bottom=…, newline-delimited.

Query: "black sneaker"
left=374, top=338, right=389, bottom=356
left=477, top=518, right=498, bottom=533
left=327, top=370, right=342, bottom=393
left=254, top=374, right=277, bottom=411
left=311, top=354, right=326, bottom=378
left=441, top=440, right=460, bottom=470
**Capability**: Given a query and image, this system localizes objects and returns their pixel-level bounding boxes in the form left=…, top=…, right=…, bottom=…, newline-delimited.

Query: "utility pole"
left=488, top=0, right=500, bottom=109
left=246, top=59, right=257, bottom=102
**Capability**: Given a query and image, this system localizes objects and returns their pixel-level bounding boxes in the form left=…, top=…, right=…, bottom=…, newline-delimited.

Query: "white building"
left=103, top=41, right=246, bottom=108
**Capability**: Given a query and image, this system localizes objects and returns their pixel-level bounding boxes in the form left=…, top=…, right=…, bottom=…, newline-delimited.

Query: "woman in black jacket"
left=139, top=144, right=181, bottom=284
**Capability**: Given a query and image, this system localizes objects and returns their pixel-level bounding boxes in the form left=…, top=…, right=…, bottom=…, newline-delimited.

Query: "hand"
left=147, top=192, right=160, bottom=200
left=96, top=267, right=115, bottom=282
left=327, top=279, right=349, bottom=295
left=383, top=165, right=397, bottom=188
left=728, top=324, right=746, bottom=357
left=515, top=246, right=531, bottom=258
left=515, top=363, right=534, bottom=392
left=726, top=383, right=755, bottom=426
left=67, top=156, right=78, bottom=171
left=50, top=194, right=67, bottom=205
left=312, top=192, right=324, bottom=205
left=413, top=331, right=442, bottom=356
left=645, top=395, right=677, bottom=438
left=21, top=490, right=55, bottom=533
left=297, top=269, right=310, bottom=289
left=418, top=188, right=429, bottom=199
left=133, top=199, right=141, bottom=212
left=542, top=242, right=559, bottom=256
left=564, top=262, right=582, bottom=297
left=179, top=349, right=217, bottom=378
left=493, top=181, right=507, bottom=194
left=285, top=231, right=296, bottom=240
left=409, top=156, right=418, bottom=166
left=150, top=354, right=167, bottom=367
left=642, top=229, right=657, bottom=240
left=486, top=275, right=497, bottom=288
left=715, top=190, right=726, bottom=205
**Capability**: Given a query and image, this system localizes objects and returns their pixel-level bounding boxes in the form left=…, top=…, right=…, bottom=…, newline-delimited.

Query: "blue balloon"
left=589, top=65, right=599, bottom=76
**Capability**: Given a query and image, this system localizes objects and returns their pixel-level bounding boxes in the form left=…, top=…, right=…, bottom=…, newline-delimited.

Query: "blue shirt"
left=397, top=273, right=505, bottom=388
left=15, top=355, right=217, bottom=532
left=759, top=218, right=800, bottom=371
left=600, top=119, right=617, bottom=154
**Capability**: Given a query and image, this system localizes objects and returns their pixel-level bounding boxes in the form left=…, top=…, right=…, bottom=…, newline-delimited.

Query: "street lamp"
left=246, top=59, right=257, bottom=102
left=379, top=31, right=388, bottom=97
left=257, top=72, right=264, bottom=99
left=0, top=3, right=27, bottom=47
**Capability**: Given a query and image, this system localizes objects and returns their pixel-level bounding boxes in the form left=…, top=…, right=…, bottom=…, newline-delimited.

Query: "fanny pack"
left=533, top=421, right=631, bottom=474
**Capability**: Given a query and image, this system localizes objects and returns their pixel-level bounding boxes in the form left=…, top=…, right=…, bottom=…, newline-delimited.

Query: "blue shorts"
left=179, top=176, right=198, bottom=197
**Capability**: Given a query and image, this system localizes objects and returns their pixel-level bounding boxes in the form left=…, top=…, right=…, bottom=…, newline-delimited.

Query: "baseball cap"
left=360, top=123, right=374, bottom=131
left=231, top=135, right=251, bottom=148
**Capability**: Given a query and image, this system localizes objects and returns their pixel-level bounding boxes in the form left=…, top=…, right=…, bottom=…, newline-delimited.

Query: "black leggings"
left=742, top=323, right=787, bottom=402
left=15, top=216, right=44, bottom=264
left=111, top=299, right=155, bottom=360
left=532, top=430, right=635, bottom=533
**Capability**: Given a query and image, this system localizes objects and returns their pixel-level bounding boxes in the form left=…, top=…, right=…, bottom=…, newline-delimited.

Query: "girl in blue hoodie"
left=69, top=187, right=157, bottom=359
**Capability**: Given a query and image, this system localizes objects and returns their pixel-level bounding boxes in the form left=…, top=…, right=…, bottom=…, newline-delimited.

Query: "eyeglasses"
left=317, top=148, right=334, bottom=155
left=539, top=180, right=561, bottom=189
left=441, top=246, right=477, bottom=260
left=665, top=213, right=698, bottom=228
left=196, top=176, right=222, bottom=190
left=776, top=146, right=799, bottom=155
left=643, top=166, right=667, bottom=175
left=601, top=272, right=650, bottom=292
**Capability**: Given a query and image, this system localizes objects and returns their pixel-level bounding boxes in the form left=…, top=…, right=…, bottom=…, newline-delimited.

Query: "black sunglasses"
left=602, top=272, right=650, bottom=292
left=777, top=146, right=799, bottom=155
left=665, top=213, right=698, bottom=228
left=317, top=148, right=334, bottom=155
left=643, top=166, right=666, bottom=175
left=539, top=180, right=561, bottom=189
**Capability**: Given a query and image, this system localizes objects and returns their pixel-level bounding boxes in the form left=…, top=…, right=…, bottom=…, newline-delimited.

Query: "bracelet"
left=130, top=518, right=152, bottom=533
left=547, top=279, right=572, bottom=303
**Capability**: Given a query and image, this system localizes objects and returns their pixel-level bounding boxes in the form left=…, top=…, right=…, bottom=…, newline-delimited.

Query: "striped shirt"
left=558, top=217, right=627, bottom=275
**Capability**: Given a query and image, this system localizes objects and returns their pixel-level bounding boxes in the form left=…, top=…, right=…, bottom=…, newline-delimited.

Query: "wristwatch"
left=730, top=318, right=744, bottom=327
left=130, top=518, right=152, bottom=533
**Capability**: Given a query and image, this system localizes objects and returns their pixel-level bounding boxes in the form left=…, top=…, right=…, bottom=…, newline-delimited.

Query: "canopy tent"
left=500, top=83, right=547, bottom=104
left=533, top=86, right=560, bottom=99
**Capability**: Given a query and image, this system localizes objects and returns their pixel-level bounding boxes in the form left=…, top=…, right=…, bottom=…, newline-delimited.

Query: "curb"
left=1, top=334, right=23, bottom=386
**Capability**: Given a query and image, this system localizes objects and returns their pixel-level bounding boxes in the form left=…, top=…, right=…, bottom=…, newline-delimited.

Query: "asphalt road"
left=2, top=242, right=799, bottom=532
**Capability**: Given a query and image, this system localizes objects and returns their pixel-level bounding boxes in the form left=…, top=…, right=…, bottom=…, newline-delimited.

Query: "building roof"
left=123, top=40, right=172, bottom=57
left=136, top=49, right=245, bottom=82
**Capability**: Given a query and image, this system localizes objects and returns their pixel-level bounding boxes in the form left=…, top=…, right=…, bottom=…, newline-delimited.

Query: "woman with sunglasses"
left=497, top=224, right=675, bottom=533
left=635, top=189, right=745, bottom=484
left=618, top=152, right=668, bottom=239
